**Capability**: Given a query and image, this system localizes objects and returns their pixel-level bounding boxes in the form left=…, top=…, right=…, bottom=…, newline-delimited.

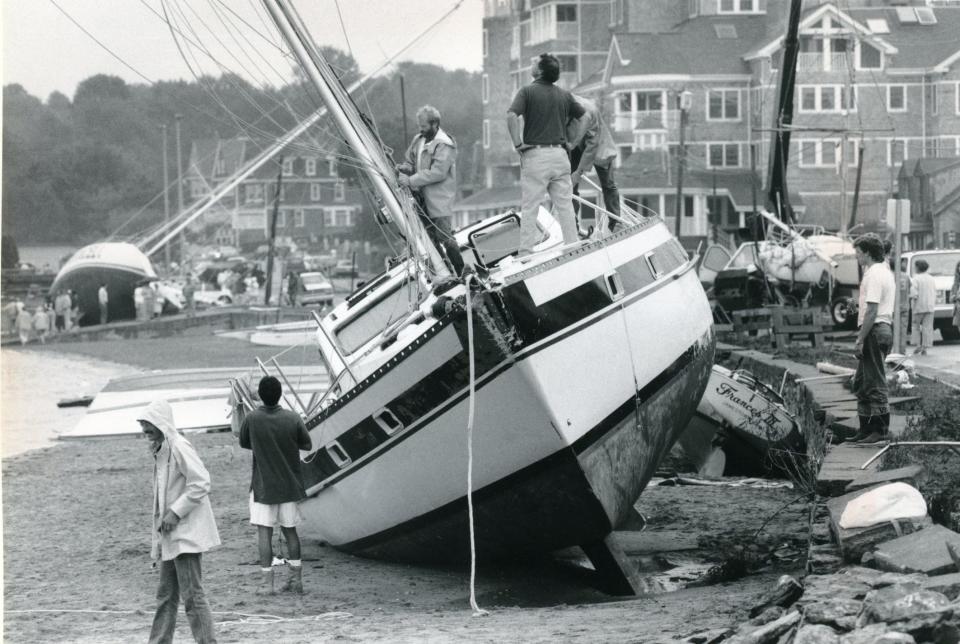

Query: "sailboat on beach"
left=226, top=0, right=716, bottom=567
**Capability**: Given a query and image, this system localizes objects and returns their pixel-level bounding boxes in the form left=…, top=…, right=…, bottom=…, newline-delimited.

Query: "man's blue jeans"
left=149, top=553, right=217, bottom=644
left=854, top=322, right=892, bottom=419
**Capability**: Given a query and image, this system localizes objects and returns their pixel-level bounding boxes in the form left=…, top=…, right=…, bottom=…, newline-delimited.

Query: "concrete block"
left=818, top=445, right=884, bottom=497
left=826, top=486, right=931, bottom=562
left=921, top=572, right=960, bottom=600
left=874, top=525, right=960, bottom=576
left=845, top=465, right=924, bottom=494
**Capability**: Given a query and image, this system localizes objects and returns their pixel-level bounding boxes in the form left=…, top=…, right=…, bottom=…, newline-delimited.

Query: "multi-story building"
left=465, top=0, right=960, bottom=250
left=186, top=137, right=367, bottom=250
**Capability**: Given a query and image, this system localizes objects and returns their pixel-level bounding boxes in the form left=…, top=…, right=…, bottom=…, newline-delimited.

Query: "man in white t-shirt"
left=851, top=235, right=895, bottom=443
left=98, top=284, right=109, bottom=325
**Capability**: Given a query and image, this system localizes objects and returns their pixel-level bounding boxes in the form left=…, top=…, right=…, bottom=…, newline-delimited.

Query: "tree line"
left=1, top=48, right=481, bottom=245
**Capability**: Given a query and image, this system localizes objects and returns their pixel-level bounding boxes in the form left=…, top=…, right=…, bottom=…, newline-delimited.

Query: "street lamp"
left=674, top=89, right=693, bottom=240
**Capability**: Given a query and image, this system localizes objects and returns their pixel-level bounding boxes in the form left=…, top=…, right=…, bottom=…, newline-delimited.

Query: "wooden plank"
left=874, top=525, right=960, bottom=576
left=817, top=443, right=884, bottom=496
left=845, top=464, right=924, bottom=493
left=580, top=533, right=645, bottom=596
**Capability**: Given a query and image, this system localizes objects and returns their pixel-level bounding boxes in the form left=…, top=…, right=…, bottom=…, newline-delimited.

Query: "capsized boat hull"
left=50, top=243, right=157, bottom=326
left=297, top=219, right=716, bottom=562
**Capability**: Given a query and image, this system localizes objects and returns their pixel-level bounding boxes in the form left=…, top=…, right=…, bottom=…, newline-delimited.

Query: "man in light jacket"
left=139, top=398, right=220, bottom=644
left=397, top=105, right=465, bottom=275
left=568, top=94, right=621, bottom=234
left=909, top=259, right=937, bottom=355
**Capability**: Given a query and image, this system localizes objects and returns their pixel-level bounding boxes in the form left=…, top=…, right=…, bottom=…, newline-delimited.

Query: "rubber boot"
left=255, top=568, right=275, bottom=595
left=280, top=564, right=303, bottom=594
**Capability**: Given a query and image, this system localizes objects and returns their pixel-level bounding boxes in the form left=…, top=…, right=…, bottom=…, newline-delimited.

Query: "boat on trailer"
left=241, top=0, right=716, bottom=565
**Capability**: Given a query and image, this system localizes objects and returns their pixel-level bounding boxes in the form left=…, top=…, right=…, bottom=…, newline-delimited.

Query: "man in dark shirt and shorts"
left=239, top=376, right=313, bottom=594
left=507, top=53, right=585, bottom=254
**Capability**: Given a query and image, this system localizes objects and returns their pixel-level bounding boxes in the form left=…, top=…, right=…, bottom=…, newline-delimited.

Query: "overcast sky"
left=2, top=0, right=483, bottom=100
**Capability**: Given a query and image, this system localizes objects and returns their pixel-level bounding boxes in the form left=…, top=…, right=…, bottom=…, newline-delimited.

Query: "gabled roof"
left=188, top=140, right=218, bottom=180
left=844, top=7, right=960, bottom=70
left=454, top=184, right=521, bottom=211
left=608, top=16, right=768, bottom=78
left=216, top=138, right=248, bottom=177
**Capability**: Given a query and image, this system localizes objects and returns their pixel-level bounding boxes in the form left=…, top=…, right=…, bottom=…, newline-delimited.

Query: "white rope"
left=463, top=276, right=489, bottom=618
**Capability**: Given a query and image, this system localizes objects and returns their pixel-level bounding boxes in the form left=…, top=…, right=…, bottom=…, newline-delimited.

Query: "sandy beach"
left=3, top=336, right=808, bottom=643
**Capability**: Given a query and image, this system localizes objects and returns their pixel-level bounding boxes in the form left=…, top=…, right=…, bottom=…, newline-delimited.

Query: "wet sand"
left=3, top=336, right=808, bottom=642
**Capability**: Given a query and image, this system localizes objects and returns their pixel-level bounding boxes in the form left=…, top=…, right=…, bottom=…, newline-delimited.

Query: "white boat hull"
left=60, top=366, right=329, bottom=439
left=296, top=219, right=716, bottom=561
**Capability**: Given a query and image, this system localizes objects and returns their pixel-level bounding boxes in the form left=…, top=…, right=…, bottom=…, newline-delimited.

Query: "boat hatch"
left=335, top=280, right=420, bottom=354
left=604, top=271, right=625, bottom=301
left=373, top=407, right=403, bottom=436
left=326, top=442, right=352, bottom=468
left=645, top=251, right=664, bottom=280
left=467, top=212, right=522, bottom=268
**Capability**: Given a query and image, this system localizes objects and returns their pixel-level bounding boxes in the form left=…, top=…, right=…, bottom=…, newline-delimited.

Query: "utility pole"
left=161, top=124, right=171, bottom=270
left=893, top=200, right=905, bottom=354
left=711, top=169, right=718, bottom=244
left=399, top=74, right=409, bottom=147
left=839, top=132, right=848, bottom=237
left=174, top=114, right=186, bottom=265
left=265, top=156, right=284, bottom=306
left=674, top=90, right=691, bottom=240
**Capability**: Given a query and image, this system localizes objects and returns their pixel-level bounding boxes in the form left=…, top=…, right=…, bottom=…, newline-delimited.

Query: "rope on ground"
left=463, top=275, right=489, bottom=618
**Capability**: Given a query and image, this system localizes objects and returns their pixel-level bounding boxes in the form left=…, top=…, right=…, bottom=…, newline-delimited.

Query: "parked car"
left=900, top=249, right=960, bottom=341
left=297, top=271, right=335, bottom=307
left=193, top=287, right=234, bottom=308
left=332, top=259, right=358, bottom=278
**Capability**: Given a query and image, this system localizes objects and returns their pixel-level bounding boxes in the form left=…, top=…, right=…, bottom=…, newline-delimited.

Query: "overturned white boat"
left=674, top=365, right=803, bottom=477
left=241, top=1, right=715, bottom=564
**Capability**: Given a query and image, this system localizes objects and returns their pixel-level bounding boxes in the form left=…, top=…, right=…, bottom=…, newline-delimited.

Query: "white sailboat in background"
left=230, top=0, right=716, bottom=565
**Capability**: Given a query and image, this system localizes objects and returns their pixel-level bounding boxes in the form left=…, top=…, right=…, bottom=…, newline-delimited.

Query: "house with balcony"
left=466, top=0, right=960, bottom=249
left=186, top=137, right=367, bottom=251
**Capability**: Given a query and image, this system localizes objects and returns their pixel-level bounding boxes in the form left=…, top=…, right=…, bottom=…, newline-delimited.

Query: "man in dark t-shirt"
left=507, top=53, right=585, bottom=254
left=239, top=376, right=313, bottom=594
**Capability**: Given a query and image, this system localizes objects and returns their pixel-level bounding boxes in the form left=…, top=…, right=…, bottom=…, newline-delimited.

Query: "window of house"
left=335, top=208, right=351, bottom=227
left=928, top=83, right=938, bottom=115
left=688, top=0, right=699, bottom=18
left=718, top=0, right=757, bottom=14
left=887, top=84, right=907, bottom=112
left=510, top=70, right=522, bottom=93
left=483, top=28, right=489, bottom=57
left=799, top=85, right=856, bottom=113
left=305, top=157, right=316, bottom=176
left=245, top=183, right=264, bottom=203
left=887, top=139, right=907, bottom=166
left=556, top=4, right=577, bottom=21
left=483, top=120, right=490, bottom=148
left=846, top=140, right=861, bottom=167
left=798, top=139, right=840, bottom=168
left=310, top=183, right=321, bottom=201
left=956, top=82, right=960, bottom=115
left=635, top=131, right=665, bottom=150
left=530, top=4, right=556, bottom=44
left=925, top=138, right=940, bottom=158
left=683, top=195, right=695, bottom=217
left=323, top=210, right=334, bottom=227
left=858, top=43, right=882, bottom=69
left=556, top=54, right=577, bottom=73
left=334, top=181, right=345, bottom=202
left=511, top=25, right=520, bottom=58
left=282, top=158, right=293, bottom=176
left=636, top=90, right=663, bottom=112
left=708, top=143, right=741, bottom=168
left=294, top=209, right=304, bottom=228
left=327, top=155, right=338, bottom=176
left=482, top=74, right=489, bottom=103
left=276, top=211, right=286, bottom=228
left=708, top=89, right=740, bottom=121
left=520, top=20, right=531, bottom=45
left=616, top=145, right=633, bottom=167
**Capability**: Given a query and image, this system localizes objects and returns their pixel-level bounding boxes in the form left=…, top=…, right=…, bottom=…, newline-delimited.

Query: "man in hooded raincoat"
left=139, top=398, right=221, bottom=644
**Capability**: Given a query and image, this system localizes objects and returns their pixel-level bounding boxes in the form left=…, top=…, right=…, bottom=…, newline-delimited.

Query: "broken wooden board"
left=888, top=396, right=921, bottom=408
left=831, top=415, right=916, bottom=438
left=845, top=465, right=924, bottom=494
left=826, top=485, right=931, bottom=562
left=611, top=530, right=699, bottom=555
left=874, top=525, right=960, bottom=576
left=817, top=443, right=884, bottom=497
left=581, top=533, right=645, bottom=596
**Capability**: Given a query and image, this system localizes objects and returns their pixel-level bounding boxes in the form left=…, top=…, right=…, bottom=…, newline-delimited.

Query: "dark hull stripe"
left=336, top=333, right=710, bottom=559
left=303, top=260, right=702, bottom=492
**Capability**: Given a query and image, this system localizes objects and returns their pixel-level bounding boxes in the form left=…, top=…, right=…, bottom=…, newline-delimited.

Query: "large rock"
left=726, top=610, right=801, bottom=644
left=794, top=624, right=840, bottom=644
left=804, top=598, right=864, bottom=629
left=874, top=525, right=960, bottom=576
left=800, top=574, right=871, bottom=605
left=874, top=633, right=916, bottom=644
left=922, top=573, right=960, bottom=600
left=839, top=624, right=892, bottom=644
left=863, top=588, right=952, bottom=623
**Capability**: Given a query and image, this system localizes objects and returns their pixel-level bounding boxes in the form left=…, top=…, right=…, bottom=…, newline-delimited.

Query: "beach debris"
left=922, top=572, right=960, bottom=600
left=839, top=483, right=927, bottom=530
left=725, top=609, right=800, bottom=644
left=844, top=465, right=924, bottom=495
left=748, top=574, right=803, bottom=617
left=793, top=623, right=840, bottom=644
left=56, top=395, right=94, bottom=408
left=826, top=485, right=931, bottom=563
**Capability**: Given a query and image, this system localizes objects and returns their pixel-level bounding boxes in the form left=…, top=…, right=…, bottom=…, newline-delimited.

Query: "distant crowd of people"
left=3, top=288, right=81, bottom=345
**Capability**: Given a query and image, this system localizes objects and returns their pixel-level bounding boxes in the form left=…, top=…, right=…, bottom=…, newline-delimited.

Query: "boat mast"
left=765, top=0, right=803, bottom=226
left=262, top=0, right=451, bottom=279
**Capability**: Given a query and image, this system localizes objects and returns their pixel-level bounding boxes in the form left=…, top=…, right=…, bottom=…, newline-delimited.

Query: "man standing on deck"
left=98, top=283, right=109, bottom=325
left=54, top=291, right=70, bottom=333
left=397, top=105, right=465, bottom=276
left=239, top=376, right=313, bottom=594
left=507, top=53, right=585, bottom=254
left=851, top=235, right=895, bottom=444
left=568, top=94, right=620, bottom=234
